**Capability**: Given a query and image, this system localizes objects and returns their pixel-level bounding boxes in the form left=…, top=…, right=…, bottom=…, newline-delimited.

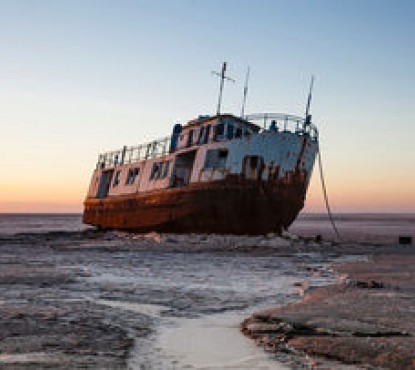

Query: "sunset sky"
left=1, top=0, right=414, bottom=213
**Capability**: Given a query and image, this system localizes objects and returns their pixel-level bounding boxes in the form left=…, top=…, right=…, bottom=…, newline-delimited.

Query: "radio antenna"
left=240, top=66, right=250, bottom=117
left=212, top=62, right=235, bottom=116
left=305, top=75, right=314, bottom=126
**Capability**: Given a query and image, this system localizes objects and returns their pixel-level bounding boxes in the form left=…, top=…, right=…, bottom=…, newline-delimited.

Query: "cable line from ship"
left=317, top=142, right=342, bottom=241
left=304, top=75, right=341, bottom=241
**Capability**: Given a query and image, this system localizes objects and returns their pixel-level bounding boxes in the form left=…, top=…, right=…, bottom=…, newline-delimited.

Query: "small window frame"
left=113, top=170, right=121, bottom=187
left=125, top=167, right=140, bottom=185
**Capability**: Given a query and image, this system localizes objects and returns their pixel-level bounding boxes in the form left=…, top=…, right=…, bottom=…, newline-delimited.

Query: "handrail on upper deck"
left=243, top=113, right=318, bottom=140
left=96, top=112, right=318, bottom=169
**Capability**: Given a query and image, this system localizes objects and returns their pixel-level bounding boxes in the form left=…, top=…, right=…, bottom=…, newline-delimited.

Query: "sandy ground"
left=242, top=248, right=415, bottom=369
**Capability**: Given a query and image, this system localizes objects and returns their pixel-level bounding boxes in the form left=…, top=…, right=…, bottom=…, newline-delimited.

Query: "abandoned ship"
left=83, top=64, right=319, bottom=234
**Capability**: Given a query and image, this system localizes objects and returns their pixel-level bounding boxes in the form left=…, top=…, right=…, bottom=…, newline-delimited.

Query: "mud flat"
left=0, top=264, right=150, bottom=369
left=0, top=232, right=152, bottom=369
left=0, top=229, right=353, bottom=369
left=242, top=249, right=415, bottom=369
left=1, top=227, right=413, bottom=369
left=0, top=230, right=328, bottom=369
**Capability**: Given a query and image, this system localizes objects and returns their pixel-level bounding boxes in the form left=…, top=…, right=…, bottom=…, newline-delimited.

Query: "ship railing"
left=244, top=113, right=319, bottom=140
left=96, top=136, right=171, bottom=169
left=96, top=113, right=318, bottom=169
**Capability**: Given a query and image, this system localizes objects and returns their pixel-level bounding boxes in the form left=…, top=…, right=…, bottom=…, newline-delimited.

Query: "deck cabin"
left=87, top=113, right=318, bottom=200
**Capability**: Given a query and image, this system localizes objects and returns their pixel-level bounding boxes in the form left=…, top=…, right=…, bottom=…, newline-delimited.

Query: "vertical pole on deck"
left=305, top=75, right=315, bottom=127
left=120, top=146, right=127, bottom=165
left=240, top=66, right=250, bottom=117
left=212, top=62, right=235, bottom=116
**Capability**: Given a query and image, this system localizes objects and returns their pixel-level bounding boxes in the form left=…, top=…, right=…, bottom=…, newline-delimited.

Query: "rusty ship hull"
left=83, top=173, right=307, bottom=234
left=83, top=112, right=318, bottom=234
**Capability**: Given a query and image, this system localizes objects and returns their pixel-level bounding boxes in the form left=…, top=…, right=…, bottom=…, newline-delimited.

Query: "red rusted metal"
left=83, top=171, right=308, bottom=234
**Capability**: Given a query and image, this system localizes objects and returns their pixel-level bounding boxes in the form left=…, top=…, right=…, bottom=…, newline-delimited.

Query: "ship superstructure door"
left=96, top=170, right=114, bottom=199
left=170, top=150, right=196, bottom=188
left=243, top=155, right=264, bottom=180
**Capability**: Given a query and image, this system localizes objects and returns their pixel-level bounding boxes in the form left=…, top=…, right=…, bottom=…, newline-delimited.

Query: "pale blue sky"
left=1, top=0, right=414, bottom=212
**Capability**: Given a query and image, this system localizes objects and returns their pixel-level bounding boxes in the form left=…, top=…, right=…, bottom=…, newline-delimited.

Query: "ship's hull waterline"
left=83, top=174, right=307, bottom=234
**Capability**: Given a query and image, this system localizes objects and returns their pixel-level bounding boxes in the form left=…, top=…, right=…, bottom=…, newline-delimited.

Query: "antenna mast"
left=212, top=62, right=235, bottom=116
left=240, top=66, right=250, bottom=117
left=305, top=75, right=314, bottom=126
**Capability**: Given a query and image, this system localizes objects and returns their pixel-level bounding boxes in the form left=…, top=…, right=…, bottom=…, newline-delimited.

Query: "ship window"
left=113, top=170, right=121, bottom=187
left=204, top=149, right=228, bottom=169
left=186, top=130, right=194, bottom=147
left=235, top=127, right=243, bottom=138
left=162, top=160, right=170, bottom=178
left=218, top=149, right=228, bottom=158
left=150, top=163, right=161, bottom=180
left=197, top=126, right=205, bottom=144
left=126, top=167, right=140, bottom=185
left=214, top=123, right=225, bottom=141
left=150, top=161, right=171, bottom=180
left=158, top=162, right=164, bottom=179
left=203, top=125, right=211, bottom=143
left=226, top=124, right=234, bottom=140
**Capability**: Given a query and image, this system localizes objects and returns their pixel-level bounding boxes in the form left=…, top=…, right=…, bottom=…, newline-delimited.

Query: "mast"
left=240, top=66, right=250, bottom=117
left=212, top=62, right=235, bottom=115
left=304, top=75, right=314, bottom=126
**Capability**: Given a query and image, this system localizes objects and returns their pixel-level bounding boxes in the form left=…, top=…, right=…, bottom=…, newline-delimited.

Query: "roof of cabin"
left=184, top=114, right=261, bottom=131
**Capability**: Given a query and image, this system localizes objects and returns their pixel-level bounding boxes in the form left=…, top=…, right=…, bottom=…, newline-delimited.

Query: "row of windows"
left=182, top=123, right=252, bottom=148
left=150, top=160, right=170, bottom=180
left=181, top=125, right=211, bottom=148
left=113, top=167, right=141, bottom=188
left=112, top=160, right=171, bottom=188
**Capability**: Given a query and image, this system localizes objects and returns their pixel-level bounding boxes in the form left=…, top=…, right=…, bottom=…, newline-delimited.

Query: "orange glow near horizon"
left=0, top=182, right=85, bottom=213
left=304, top=174, right=415, bottom=213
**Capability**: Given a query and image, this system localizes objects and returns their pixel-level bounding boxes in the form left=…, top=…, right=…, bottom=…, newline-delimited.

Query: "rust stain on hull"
left=83, top=174, right=308, bottom=235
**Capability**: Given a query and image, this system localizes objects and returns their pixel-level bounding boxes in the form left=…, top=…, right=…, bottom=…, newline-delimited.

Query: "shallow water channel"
left=74, top=248, right=335, bottom=368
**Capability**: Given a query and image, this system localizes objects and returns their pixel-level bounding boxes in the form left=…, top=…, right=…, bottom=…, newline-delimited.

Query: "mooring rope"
left=317, top=142, right=342, bottom=241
